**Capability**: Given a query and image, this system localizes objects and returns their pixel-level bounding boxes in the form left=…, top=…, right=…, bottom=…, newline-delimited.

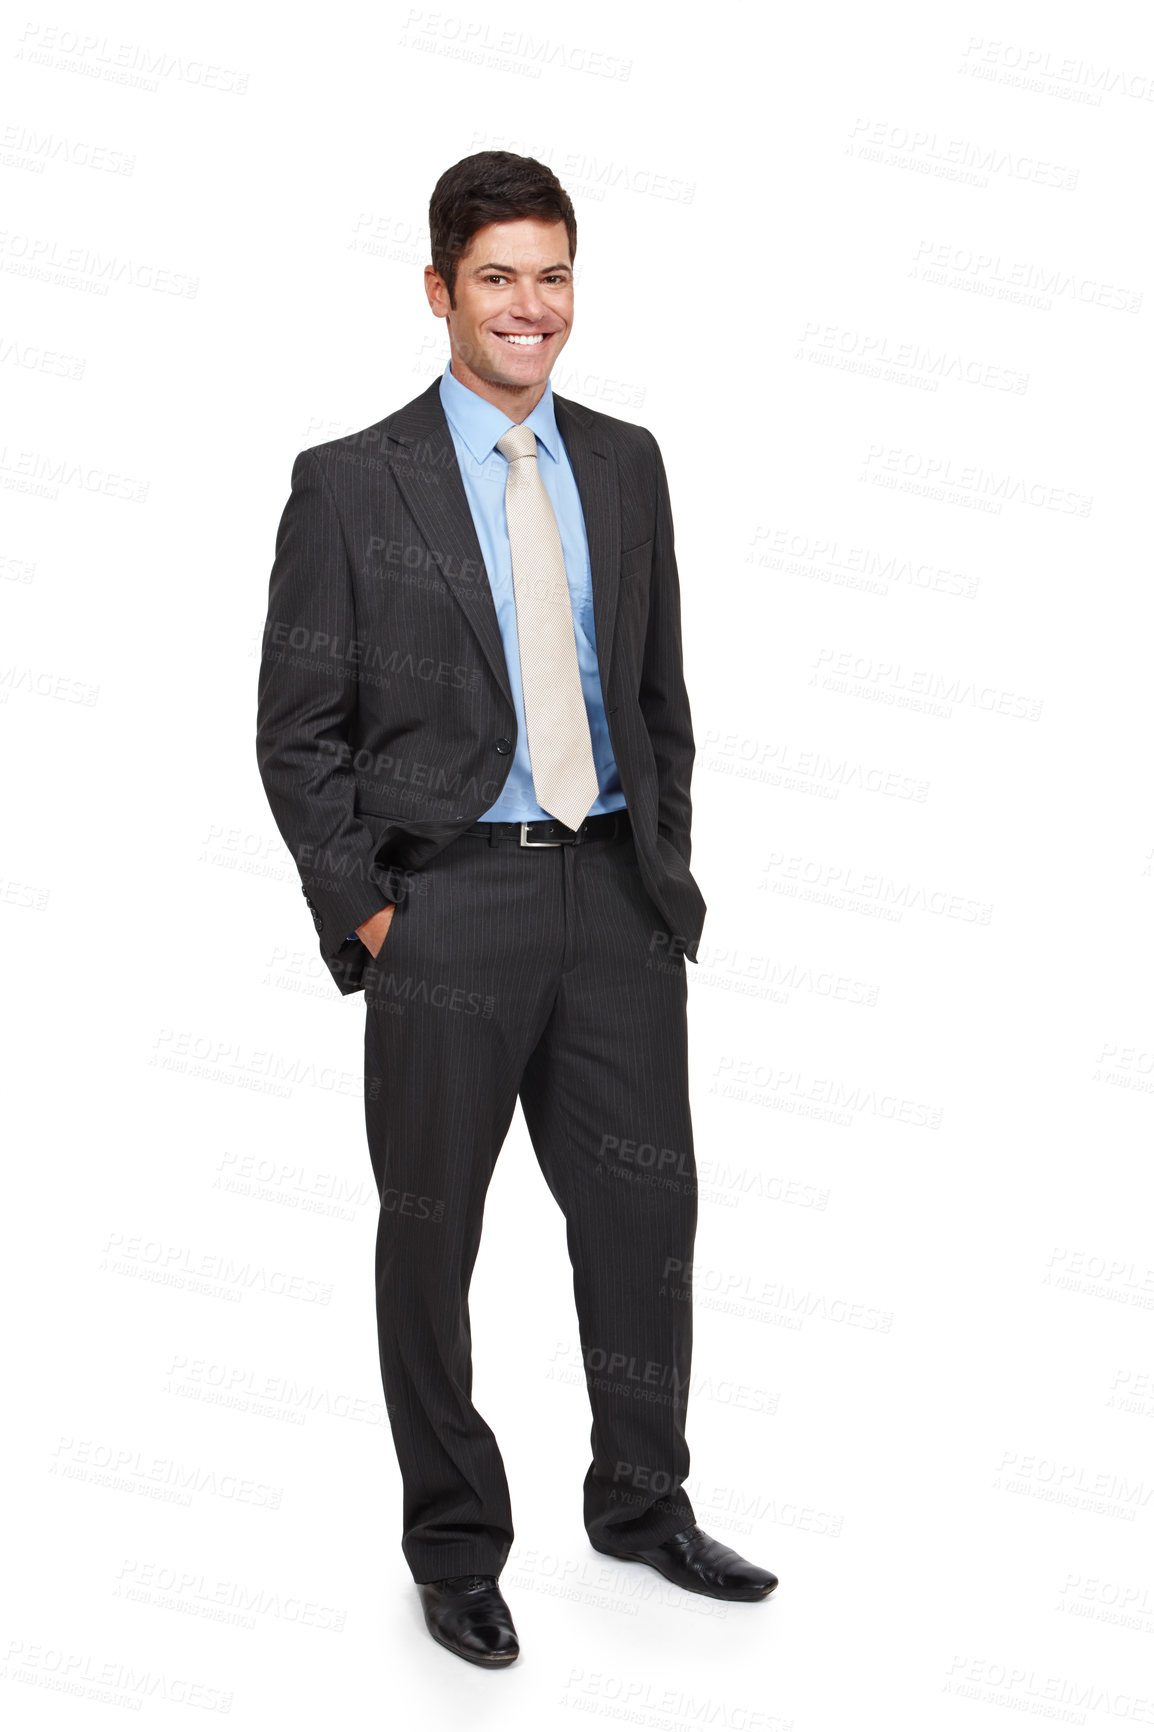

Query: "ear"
left=424, top=265, right=450, bottom=318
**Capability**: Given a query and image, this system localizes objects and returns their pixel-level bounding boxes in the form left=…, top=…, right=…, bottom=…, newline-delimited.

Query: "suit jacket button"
left=495, top=737, right=512, bottom=754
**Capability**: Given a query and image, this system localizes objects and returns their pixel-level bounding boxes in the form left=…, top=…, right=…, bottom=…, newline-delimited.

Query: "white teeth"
left=498, top=333, right=546, bottom=345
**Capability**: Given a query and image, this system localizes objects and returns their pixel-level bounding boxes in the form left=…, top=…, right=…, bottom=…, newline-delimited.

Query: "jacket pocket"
left=620, top=537, right=653, bottom=578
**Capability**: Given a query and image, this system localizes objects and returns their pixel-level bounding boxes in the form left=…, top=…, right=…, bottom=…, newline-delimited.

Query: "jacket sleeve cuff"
left=307, top=861, right=414, bottom=962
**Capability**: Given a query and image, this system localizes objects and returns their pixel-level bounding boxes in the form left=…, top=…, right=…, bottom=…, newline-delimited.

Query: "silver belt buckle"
left=520, top=820, right=568, bottom=847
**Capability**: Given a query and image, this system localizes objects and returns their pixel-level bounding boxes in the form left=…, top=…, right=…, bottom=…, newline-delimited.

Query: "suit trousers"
left=362, top=811, right=699, bottom=1583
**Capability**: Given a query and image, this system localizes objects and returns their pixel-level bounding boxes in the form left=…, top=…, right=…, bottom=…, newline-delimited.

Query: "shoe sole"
left=588, top=1539, right=777, bottom=1603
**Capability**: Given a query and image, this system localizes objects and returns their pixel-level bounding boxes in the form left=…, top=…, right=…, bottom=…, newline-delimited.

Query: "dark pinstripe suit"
left=257, top=377, right=707, bottom=1580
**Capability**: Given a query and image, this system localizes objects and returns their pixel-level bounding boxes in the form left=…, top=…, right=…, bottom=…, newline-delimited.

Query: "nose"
left=506, top=280, right=547, bottom=324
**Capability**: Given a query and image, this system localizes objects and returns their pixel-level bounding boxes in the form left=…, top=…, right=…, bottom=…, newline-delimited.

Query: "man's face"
left=425, top=218, right=573, bottom=395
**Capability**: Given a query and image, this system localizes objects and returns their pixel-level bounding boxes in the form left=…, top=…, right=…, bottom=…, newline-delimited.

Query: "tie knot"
left=496, top=424, right=538, bottom=464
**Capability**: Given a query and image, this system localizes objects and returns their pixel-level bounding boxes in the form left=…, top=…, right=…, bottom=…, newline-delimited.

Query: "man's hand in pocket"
left=356, top=904, right=396, bottom=958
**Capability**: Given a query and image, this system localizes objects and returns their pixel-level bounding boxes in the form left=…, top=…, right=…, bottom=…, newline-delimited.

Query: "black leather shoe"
left=417, top=1574, right=520, bottom=1667
left=592, top=1525, right=778, bottom=1601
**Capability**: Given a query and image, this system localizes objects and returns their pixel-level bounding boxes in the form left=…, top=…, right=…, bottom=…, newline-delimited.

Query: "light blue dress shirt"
left=438, top=361, right=627, bottom=823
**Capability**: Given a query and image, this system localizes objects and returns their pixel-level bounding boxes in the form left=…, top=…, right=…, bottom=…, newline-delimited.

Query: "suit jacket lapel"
left=385, top=377, right=623, bottom=711
left=386, top=380, right=513, bottom=707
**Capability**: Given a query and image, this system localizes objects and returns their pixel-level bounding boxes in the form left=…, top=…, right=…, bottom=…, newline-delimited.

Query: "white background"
left=3, top=2, right=1153, bottom=1727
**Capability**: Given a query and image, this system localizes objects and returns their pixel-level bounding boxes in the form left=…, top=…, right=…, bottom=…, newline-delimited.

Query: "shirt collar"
left=439, top=361, right=561, bottom=466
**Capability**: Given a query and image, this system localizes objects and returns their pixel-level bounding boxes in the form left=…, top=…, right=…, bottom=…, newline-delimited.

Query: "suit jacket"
left=256, top=375, right=706, bottom=996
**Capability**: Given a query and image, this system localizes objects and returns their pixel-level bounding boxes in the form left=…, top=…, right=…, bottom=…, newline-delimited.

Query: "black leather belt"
left=465, top=810, right=630, bottom=847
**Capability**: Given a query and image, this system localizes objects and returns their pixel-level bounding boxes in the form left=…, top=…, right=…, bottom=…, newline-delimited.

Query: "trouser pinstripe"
left=362, top=812, right=699, bottom=1583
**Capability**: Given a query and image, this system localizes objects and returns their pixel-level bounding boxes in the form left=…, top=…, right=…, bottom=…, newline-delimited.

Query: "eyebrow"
left=472, top=261, right=572, bottom=275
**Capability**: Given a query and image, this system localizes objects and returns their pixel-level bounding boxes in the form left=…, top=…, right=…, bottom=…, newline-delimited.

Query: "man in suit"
left=256, top=152, right=777, bottom=1668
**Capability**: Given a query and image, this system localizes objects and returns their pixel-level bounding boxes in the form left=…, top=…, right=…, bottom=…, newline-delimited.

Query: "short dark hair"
left=429, top=151, right=577, bottom=306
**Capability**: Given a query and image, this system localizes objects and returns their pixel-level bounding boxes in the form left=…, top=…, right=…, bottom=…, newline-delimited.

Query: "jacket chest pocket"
left=620, top=537, right=653, bottom=583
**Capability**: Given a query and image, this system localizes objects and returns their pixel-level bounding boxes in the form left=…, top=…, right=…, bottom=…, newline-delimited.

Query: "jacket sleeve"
left=638, top=430, right=695, bottom=868
left=256, top=448, right=408, bottom=959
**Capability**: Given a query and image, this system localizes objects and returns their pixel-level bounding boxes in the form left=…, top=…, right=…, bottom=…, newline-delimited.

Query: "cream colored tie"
left=496, top=424, right=599, bottom=830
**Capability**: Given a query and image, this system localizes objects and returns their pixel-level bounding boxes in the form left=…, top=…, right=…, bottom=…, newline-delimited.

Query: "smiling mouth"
left=494, top=332, right=550, bottom=346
